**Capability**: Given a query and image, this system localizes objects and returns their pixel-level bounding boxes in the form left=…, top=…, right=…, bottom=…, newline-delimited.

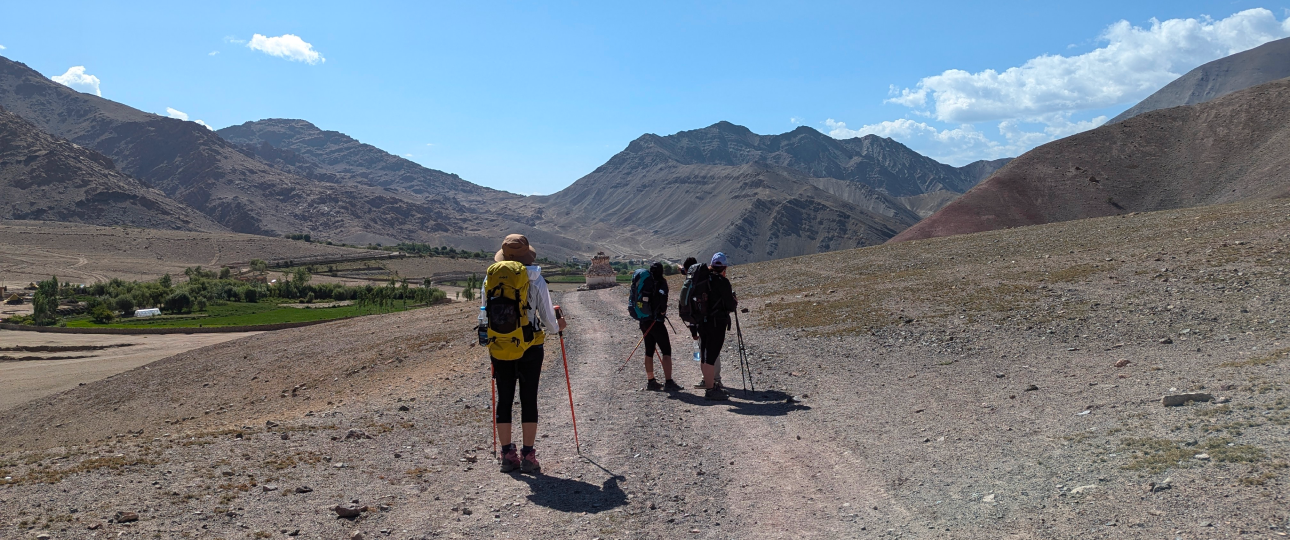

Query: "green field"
left=65, top=300, right=415, bottom=329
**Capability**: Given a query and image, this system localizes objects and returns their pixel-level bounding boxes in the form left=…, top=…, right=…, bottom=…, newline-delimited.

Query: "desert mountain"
left=531, top=122, right=1009, bottom=262
left=615, top=121, right=1007, bottom=200
left=534, top=138, right=912, bottom=262
left=0, top=106, right=221, bottom=231
left=892, top=77, right=1290, bottom=242
left=216, top=119, right=507, bottom=204
left=1109, top=36, right=1290, bottom=124
left=0, top=56, right=593, bottom=256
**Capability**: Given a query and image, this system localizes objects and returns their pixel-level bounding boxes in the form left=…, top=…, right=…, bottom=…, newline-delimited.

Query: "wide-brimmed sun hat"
left=495, top=234, right=537, bottom=265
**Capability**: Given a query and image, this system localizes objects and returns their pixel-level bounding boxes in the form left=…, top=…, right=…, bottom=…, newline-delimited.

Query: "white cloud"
left=830, top=8, right=1290, bottom=165
left=826, top=119, right=1013, bottom=164
left=51, top=66, right=101, bottom=96
left=425, top=143, right=435, bottom=147
left=209, top=51, right=219, bottom=56
left=0, top=45, right=6, bottom=50
left=247, top=34, right=325, bottom=64
left=790, top=116, right=804, bottom=125
left=165, top=107, right=213, bottom=130
left=224, top=36, right=247, bottom=45
left=403, top=153, right=413, bottom=157
left=889, top=8, right=1290, bottom=123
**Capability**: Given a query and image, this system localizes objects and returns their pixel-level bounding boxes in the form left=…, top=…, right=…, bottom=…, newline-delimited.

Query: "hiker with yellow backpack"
left=477, top=234, right=565, bottom=474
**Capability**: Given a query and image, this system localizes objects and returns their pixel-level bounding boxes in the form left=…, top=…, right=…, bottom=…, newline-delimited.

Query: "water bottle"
left=692, top=339, right=701, bottom=363
left=477, top=305, right=489, bottom=346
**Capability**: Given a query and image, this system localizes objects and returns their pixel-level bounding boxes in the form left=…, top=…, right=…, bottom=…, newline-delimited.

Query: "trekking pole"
left=554, top=305, right=581, bottom=454
left=734, top=310, right=754, bottom=395
left=616, top=319, right=656, bottom=372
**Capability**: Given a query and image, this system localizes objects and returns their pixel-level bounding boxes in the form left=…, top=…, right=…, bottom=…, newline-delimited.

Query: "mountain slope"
left=0, top=106, right=222, bottom=231
left=216, top=119, right=508, bottom=204
left=627, top=121, right=1007, bottom=199
left=535, top=142, right=912, bottom=262
left=0, top=56, right=585, bottom=253
left=1109, top=36, right=1290, bottom=124
left=892, top=78, right=1290, bottom=242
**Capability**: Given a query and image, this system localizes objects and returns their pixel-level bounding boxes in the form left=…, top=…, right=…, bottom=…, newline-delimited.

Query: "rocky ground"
left=2, top=198, right=1289, bottom=539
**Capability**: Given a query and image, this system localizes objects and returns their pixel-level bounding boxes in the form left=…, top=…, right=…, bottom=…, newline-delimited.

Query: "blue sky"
left=3, top=1, right=1289, bottom=195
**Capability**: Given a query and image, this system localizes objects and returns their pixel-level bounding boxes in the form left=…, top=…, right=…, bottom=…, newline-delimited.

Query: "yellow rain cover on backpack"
left=485, top=260, right=538, bottom=360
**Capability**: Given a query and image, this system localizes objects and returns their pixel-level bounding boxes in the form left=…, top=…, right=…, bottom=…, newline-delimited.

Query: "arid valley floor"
left=2, top=199, right=1290, bottom=539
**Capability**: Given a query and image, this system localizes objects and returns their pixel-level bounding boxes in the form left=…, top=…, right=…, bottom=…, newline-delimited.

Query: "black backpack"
left=678, top=264, right=709, bottom=325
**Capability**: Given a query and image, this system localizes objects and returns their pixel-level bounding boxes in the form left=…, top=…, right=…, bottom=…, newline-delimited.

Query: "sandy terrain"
left=0, top=220, right=380, bottom=288
left=0, top=198, right=1288, bottom=539
left=0, top=332, right=259, bottom=410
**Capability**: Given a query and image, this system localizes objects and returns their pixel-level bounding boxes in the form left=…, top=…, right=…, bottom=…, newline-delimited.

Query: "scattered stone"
left=398, top=405, right=411, bottom=412
left=262, top=484, right=279, bottom=492
left=1148, top=479, right=1172, bottom=493
left=114, top=511, right=139, bottom=523
left=1070, top=485, right=1098, bottom=494
left=982, top=494, right=995, bottom=502
left=1215, top=396, right=1231, bottom=404
left=1025, top=385, right=1039, bottom=392
left=1161, top=393, right=1213, bottom=406
left=1194, top=453, right=1211, bottom=461
left=1159, top=337, right=1173, bottom=344
left=1114, top=359, right=1131, bottom=368
left=349, top=531, right=365, bottom=540
left=1076, top=410, right=1091, bottom=416
left=296, top=486, right=314, bottom=494
left=995, top=373, right=1005, bottom=378
left=332, top=503, right=367, bottom=519
left=87, top=523, right=102, bottom=530
left=265, top=420, right=279, bottom=428
left=36, top=534, right=51, bottom=540
left=786, top=396, right=802, bottom=404
left=344, top=429, right=372, bottom=440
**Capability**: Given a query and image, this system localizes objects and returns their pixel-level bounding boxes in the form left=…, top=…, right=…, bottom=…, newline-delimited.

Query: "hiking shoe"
left=704, top=387, right=729, bottom=401
left=693, top=381, right=706, bottom=389
left=646, top=379, right=664, bottom=391
left=520, top=448, right=541, bottom=474
left=499, top=446, right=520, bottom=473
left=663, top=379, right=683, bottom=392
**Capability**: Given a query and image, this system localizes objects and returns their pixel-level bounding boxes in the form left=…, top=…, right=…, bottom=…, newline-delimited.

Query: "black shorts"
left=639, top=319, right=671, bottom=357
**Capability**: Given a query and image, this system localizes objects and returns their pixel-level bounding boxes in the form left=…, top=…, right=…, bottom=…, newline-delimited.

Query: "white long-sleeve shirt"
left=478, top=265, right=558, bottom=335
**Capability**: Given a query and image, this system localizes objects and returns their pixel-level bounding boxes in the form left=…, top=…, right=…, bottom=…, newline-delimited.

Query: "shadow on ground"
left=515, top=472, right=627, bottom=514
left=666, top=388, right=810, bottom=416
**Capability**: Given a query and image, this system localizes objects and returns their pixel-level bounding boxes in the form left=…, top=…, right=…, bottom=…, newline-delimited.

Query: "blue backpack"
left=628, top=268, right=653, bottom=321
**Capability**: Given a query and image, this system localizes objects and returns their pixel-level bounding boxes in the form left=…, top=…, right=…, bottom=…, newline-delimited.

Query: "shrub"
left=219, top=267, right=232, bottom=280
left=90, top=305, right=115, bottom=324
left=305, top=292, right=315, bottom=304
left=195, top=297, right=208, bottom=312
left=159, top=274, right=172, bottom=289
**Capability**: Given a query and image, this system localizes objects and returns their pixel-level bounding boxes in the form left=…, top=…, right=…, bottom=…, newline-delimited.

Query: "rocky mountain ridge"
left=893, top=77, right=1290, bottom=242
left=0, top=105, right=221, bottom=231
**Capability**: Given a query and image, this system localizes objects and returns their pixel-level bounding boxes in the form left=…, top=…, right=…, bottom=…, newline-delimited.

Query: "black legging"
left=639, top=319, right=672, bottom=358
left=698, top=325, right=726, bottom=366
left=492, top=344, right=543, bottom=424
